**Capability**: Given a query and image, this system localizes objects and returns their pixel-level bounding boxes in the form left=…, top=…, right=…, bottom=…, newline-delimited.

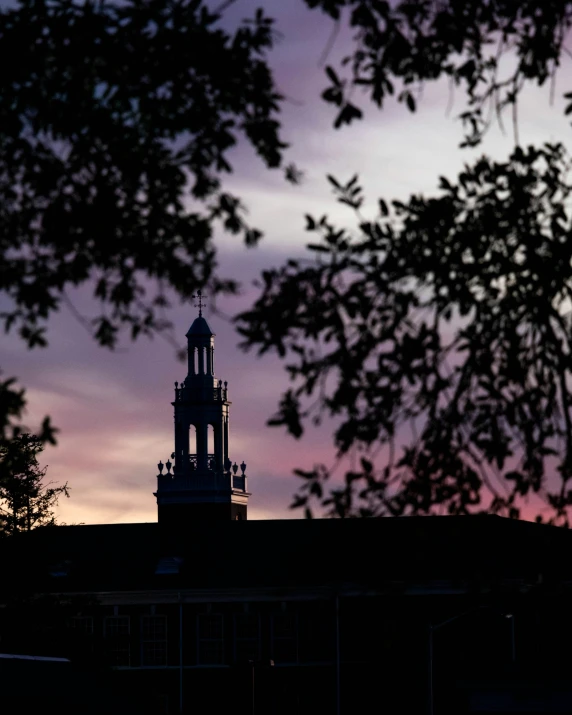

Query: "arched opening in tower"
left=207, top=424, right=215, bottom=469
left=189, top=425, right=197, bottom=471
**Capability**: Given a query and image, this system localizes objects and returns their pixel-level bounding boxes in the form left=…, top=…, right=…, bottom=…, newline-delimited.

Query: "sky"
left=3, top=0, right=572, bottom=525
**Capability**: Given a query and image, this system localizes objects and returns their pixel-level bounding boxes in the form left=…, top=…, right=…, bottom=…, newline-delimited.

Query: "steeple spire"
left=154, top=315, right=250, bottom=531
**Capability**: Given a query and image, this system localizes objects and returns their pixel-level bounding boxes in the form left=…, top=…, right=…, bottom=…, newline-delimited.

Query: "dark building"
left=3, top=311, right=572, bottom=714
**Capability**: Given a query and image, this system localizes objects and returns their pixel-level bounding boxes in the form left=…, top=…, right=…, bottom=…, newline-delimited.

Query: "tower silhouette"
left=155, top=303, right=249, bottom=534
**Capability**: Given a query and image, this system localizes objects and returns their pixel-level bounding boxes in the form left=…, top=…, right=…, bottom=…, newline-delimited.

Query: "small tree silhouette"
left=0, top=433, right=69, bottom=536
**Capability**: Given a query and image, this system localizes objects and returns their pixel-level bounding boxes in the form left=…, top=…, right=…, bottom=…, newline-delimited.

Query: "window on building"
left=105, top=616, right=130, bottom=666
left=234, top=612, right=260, bottom=663
left=141, top=615, right=167, bottom=666
left=271, top=611, right=297, bottom=663
left=197, top=613, right=224, bottom=665
left=71, top=616, right=93, bottom=635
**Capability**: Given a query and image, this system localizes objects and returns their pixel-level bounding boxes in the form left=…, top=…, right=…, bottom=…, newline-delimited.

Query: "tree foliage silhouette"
left=0, top=0, right=290, bottom=446
left=306, top=0, right=572, bottom=147
left=237, top=1, right=572, bottom=523
left=0, top=433, right=69, bottom=536
left=0, top=0, right=288, bottom=353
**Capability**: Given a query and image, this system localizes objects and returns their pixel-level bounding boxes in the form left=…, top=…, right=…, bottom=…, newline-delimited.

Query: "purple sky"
left=3, top=1, right=572, bottom=525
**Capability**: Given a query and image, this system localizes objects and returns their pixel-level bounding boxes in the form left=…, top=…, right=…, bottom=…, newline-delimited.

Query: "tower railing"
left=174, top=384, right=228, bottom=403
left=157, top=470, right=247, bottom=493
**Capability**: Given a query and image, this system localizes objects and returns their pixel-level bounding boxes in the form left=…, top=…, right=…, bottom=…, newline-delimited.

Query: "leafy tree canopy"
left=237, top=145, right=572, bottom=522
left=306, top=0, right=572, bottom=146
left=0, top=0, right=289, bottom=353
left=0, top=0, right=291, bottom=451
left=237, top=0, right=572, bottom=523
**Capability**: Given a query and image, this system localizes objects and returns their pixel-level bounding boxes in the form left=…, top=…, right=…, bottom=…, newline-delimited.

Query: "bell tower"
left=155, top=292, right=250, bottom=530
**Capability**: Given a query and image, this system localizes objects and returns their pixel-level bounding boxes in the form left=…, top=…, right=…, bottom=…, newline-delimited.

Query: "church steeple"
left=154, top=296, right=250, bottom=529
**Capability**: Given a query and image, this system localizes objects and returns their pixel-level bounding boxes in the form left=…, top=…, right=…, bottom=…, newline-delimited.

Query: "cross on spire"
left=192, top=289, right=207, bottom=317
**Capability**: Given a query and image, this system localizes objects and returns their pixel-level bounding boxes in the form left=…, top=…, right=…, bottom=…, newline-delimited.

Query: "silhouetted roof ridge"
left=186, top=316, right=214, bottom=336
left=3, top=515, right=571, bottom=596
left=33, top=514, right=528, bottom=530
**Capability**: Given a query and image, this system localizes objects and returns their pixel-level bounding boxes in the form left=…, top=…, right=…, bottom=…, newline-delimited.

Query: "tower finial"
left=192, top=289, right=208, bottom=318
